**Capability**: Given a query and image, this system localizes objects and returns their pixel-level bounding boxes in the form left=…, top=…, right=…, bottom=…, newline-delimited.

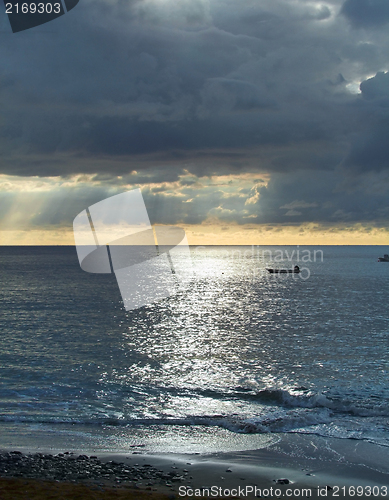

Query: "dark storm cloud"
left=359, top=71, right=389, bottom=102
left=1, top=0, right=389, bottom=228
left=0, top=0, right=353, bottom=174
left=343, top=71, right=389, bottom=173
left=254, top=168, right=389, bottom=225
left=341, top=0, right=389, bottom=27
left=343, top=118, right=389, bottom=172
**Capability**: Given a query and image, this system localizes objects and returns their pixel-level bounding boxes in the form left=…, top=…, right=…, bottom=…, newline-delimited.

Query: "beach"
left=1, top=433, right=388, bottom=499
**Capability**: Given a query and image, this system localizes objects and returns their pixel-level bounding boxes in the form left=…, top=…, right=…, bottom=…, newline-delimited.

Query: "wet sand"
left=0, top=434, right=389, bottom=500
left=1, top=435, right=388, bottom=498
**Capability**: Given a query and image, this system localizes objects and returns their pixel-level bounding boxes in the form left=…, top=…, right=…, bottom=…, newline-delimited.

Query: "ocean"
left=0, top=245, right=388, bottom=458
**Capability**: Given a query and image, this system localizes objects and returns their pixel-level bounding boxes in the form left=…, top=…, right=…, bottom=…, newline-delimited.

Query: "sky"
left=0, top=0, right=389, bottom=245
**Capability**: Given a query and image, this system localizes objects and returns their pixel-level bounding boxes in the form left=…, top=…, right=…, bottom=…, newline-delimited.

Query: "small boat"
left=378, top=254, right=389, bottom=262
left=267, top=266, right=300, bottom=274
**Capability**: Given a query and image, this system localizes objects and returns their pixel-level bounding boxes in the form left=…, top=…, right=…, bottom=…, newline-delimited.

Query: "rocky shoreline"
left=0, top=450, right=186, bottom=489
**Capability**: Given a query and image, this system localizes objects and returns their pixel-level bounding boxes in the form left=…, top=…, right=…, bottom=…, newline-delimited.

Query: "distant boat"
left=267, top=266, right=300, bottom=274
left=378, top=254, right=389, bottom=262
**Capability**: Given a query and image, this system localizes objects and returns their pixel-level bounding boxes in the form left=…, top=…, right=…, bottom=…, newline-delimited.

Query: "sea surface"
left=0, top=245, right=388, bottom=456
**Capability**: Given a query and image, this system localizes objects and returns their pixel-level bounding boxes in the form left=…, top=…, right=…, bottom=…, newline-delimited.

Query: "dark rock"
left=0, top=450, right=167, bottom=486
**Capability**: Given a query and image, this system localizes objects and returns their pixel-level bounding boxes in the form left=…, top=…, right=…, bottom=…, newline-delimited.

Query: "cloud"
left=285, top=209, right=302, bottom=216
left=0, top=0, right=357, bottom=177
left=341, top=0, right=389, bottom=28
left=254, top=168, right=389, bottom=224
left=343, top=118, right=389, bottom=172
left=1, top=0, right=389, bottom=236
left=280, top=200, right=319, bottom=210
left=342, top=71, right=389, bottom=173
left=360, top=71, right=389, bottom=100
left=198, top=78, right=276, bottom=117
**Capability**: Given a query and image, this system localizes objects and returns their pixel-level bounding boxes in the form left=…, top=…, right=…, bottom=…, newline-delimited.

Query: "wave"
left=244, top=388, right=389, bottom=417
left=0, top=386, right=388, bottom=448
left=0, top=406, right=387, bottom=438
left=0, top=410, right=388, bottom=447
left=187, top=385, right=389, bottom=418
left=2, top=384, right=387, bottom=418
left=0, top=411, right=332, bottom=434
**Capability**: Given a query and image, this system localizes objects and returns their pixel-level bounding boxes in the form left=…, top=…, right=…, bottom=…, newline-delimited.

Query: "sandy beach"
left=1, top=434, right=388, bottom=499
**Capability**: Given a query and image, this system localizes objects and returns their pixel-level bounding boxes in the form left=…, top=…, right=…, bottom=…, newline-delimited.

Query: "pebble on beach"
left=276, top=478, right=290, bottom=485
left=0, top=451, right=184, bottom=487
